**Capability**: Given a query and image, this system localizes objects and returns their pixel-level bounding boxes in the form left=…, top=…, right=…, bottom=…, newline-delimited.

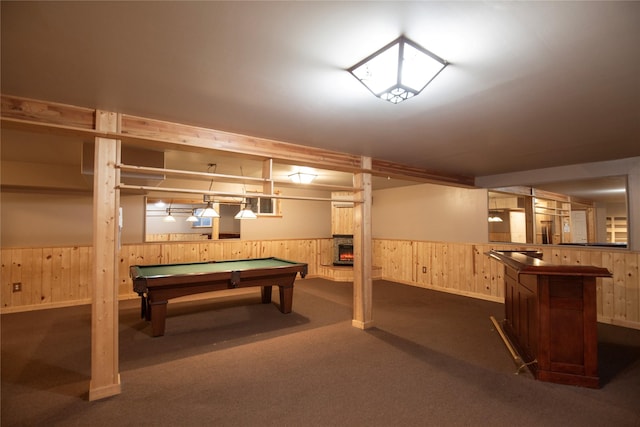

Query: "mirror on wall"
left=488, top=176, right=628, bottom=247
left=145, top=198, right=242, bottom=242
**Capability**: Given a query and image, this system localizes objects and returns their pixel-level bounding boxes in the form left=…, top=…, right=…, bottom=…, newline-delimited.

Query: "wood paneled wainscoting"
left=373, top=239, right=640, bottom=331
left=3, top=239, right=639, bottom=331
left=1, top=239, right=319, bottom=313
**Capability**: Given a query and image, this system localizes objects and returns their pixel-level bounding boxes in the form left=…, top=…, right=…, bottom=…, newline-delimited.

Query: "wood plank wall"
left=1, top=239, right=318, bottom=311
left=373, top=239, right=640, bottom=330
left=2, top=239, right=639, bottom=330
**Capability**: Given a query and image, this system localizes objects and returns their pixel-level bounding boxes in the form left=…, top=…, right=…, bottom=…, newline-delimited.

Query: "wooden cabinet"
left=488, top=250, right=611, bottom=388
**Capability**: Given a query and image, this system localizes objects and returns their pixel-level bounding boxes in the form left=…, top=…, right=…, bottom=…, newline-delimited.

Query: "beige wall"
left=122, top=195, right=146, bottom=243
left=3, top=180, right=488, bottom=247
left=0, top=192, right=145, bottom=247
left=372, top=183, right=488, bottom=243
left=241, top=189, right=331, bottom=240
left=0, top=188, right=330, bottom=248
left=1, top=192, right=93, bottom=247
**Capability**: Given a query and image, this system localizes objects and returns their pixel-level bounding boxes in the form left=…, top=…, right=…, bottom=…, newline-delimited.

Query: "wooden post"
left=628, top=164, right=640, bottom=251
left=524, top=196, right=534, bottom=244
left=211, top=202, right=220, bottom=240
left=263, top=158, right=273, bottom=195
left=89, top=111, right=122, bottom=401
left=352, top=156, right=373, bottom=329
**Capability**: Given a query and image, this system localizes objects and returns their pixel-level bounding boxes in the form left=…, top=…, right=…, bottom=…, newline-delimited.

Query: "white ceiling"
left=2, top=1, right=639, bottom=198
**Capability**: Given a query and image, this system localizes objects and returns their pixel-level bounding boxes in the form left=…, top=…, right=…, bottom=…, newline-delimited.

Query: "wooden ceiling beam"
left=1, top=94, right=95, bottom=128
left=2, top=94, right=475, bottom=187
left=371, top=159, right=475, bottom=187
left=120, top=114, right=362, bottom=172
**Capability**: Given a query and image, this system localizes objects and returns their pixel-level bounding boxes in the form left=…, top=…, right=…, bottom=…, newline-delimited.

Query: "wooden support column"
left=629, top=163, right=640, bottom=251
left=89, top=111, right=122, bottom=401
left=211, top=202, right=220, bottom=240
left=263, top=158, right=273, bottom=195
left=352, top=156, right=373, bottom=329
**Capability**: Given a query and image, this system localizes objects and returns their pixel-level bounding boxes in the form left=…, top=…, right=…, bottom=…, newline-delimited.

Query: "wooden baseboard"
left=316, top=265, right=382, bottom=282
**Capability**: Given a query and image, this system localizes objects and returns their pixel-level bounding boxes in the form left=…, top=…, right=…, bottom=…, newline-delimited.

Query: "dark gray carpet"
left=2, top=279, right=639, bottom=426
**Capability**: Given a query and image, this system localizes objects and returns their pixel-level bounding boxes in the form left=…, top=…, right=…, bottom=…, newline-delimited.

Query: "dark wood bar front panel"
left=488, top=250, right=611, bottom=388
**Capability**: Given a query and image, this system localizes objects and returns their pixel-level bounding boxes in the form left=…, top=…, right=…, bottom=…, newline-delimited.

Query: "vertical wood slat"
left=78, top=246, right=92, bottom=300
left=61, top=247, right=72, bottom=302
left=20, top=249, right=34, bottom=307
left=414, top=241, right=429, bottom=286
left=630, top=253, right=640, bottom=322
left=589, top=250, right=605, bottom=319
left=29, top=249, right=42, bottom=305
left=612, top=252, right=627, bottom=320
left=118, top=246, right=133, bottom=295
left=51, top=249, right=63, bottom=302
left=1, top=250, right=13, bottom=307
left=10, top=249, right=23, bottom=307
left=439, top=243, right=450, bottom=289
left=41, top=248, right=53, bottom=305
left=68, top=247, right=80, bottom=301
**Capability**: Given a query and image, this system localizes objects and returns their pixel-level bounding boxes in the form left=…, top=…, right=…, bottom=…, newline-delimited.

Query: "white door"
left=571, top=210, right=588, bottom=243
left=510, top=211, right=527, bottom=243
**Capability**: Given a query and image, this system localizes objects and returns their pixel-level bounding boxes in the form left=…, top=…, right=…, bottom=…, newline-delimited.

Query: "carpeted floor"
left=2, top=278, right=640, bottom=426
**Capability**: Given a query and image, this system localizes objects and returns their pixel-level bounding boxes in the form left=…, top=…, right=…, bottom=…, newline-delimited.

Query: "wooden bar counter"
left=487, top=250, right=611, bottom=388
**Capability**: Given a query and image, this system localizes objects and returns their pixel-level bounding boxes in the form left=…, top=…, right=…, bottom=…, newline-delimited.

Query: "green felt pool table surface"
left=131, top=258, right=302, bottom=279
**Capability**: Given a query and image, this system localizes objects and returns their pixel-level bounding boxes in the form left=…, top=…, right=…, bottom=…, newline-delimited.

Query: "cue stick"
left=490, top=315, right=530, bottom=374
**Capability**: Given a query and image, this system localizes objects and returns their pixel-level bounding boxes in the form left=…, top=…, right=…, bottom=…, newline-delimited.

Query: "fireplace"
left=333, top=234, right=354, bottom=266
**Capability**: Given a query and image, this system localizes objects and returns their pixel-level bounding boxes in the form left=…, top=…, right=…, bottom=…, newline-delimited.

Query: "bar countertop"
left=486, top=250, right=611, bottom=278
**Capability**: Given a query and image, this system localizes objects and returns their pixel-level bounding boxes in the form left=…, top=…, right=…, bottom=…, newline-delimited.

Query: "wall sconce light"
left=488, top=216, right=504, bottom=223
left=348, top=35, right=448, bottom=104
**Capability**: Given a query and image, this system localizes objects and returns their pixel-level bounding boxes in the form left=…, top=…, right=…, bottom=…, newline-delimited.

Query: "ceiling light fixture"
left=288, top=171, right=317, bottom=184
left=186, top=211, right=198, bottom=222
left=234, top=166, right=257, bottom=220
left=163, top=209, right=176, bottom=222
left=201, top=202, right=220, bottom=218
left=234, top=206, right=257, bottom=220
left=348, top=35, right=448, bottom=104
left=200, top=163, right=220, bottom=218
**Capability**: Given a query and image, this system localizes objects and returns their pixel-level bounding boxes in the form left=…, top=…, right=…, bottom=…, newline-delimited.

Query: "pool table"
left=130, top=257, right=308, bottom=337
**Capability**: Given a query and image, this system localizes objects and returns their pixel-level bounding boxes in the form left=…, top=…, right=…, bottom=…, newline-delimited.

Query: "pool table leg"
left=278, top=283, right=294, bottom=314
left=149, top=300, right=168, bottom=337
left=262, top=285, right=293, bottom=313
left=261, top=286, right=272, bottom=304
